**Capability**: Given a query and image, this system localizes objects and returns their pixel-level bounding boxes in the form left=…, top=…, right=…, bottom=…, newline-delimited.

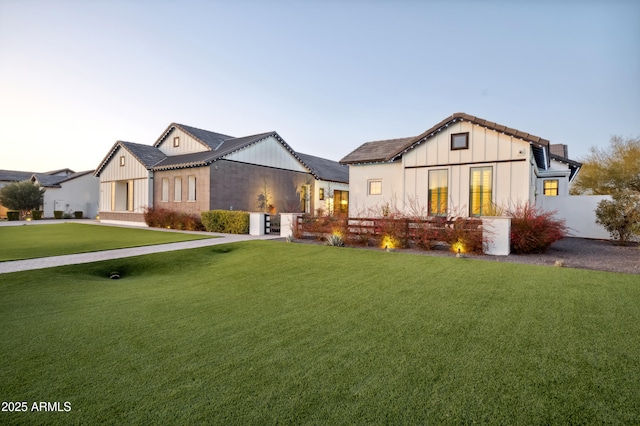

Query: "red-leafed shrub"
left=446, top=217, right=484, bottom=254
left=508, top=204, right=567, bottom=254
left=144, top=207, right=204, bottom=231
left=299, top=214, right=347, bottom=240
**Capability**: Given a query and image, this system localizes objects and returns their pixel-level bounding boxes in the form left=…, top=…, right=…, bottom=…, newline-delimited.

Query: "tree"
left=0, top=181, right=45, bottom=219
left=570, top=135, right=640, bottom=195
left=595, top=190, right=640, bottom=244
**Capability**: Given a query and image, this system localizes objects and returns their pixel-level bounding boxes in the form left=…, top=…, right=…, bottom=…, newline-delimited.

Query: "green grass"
left=0, top=223, right=214, bottom=261
left=1, top=241, right=639, bottom=424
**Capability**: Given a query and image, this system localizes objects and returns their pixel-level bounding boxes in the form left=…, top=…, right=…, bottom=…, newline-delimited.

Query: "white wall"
left=314, top=180, right=349, bottom=214
left=225, top=136, right=308, bottom=172
left=348, top=161, right=404, bottom=217
left=42, top=174, right=100, bottom=218
left=156, top=127, right=210, bottom=156
left=536, top=195, right=612, bottom=240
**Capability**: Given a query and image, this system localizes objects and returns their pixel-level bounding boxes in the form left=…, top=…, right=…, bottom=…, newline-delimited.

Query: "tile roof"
left=340, top=112, right=551, bottom=165
left=297, top=152, right=349, bottom=183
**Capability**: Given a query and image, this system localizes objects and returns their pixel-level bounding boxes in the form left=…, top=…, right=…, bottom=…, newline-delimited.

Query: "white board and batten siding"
left=225, top=136, right=308, bottom=172
left=98, top=146, right=152, bottom=214
left=157, top=127, right=211, bottom=156
left=350, top=122, right=536, bottom=217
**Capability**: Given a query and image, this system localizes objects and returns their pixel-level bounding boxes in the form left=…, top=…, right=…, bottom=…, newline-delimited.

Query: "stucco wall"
left=42, top=174, right=99, bottom=218
left=536, top=195, right=612, bottom=240
left=348, top=161, right=404, bottom=217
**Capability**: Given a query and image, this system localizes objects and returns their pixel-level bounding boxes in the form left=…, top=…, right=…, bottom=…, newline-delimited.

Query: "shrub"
left=144, top=207, right=204, bottom=231
left=507, top=204, right=567, bottom=254
left=325, top=233, right=345, bottom=247
left=7, top=211, right=20, bottom=221
left=595, top=190, right=640, bottom=244
left=201, top=210, right=249, bottom=234
left=54, top=210, right=63, bottom=219
left=446, top=217, right=484, bottom=254
left=299, top=214, right=347, bottom=240
left=31, top=210, right=43, bottom=220
left=374, top=215, right=410, bottom=248
left=412, top=217, right=449, bottom=250
left=74, top=211, right=83, bottom=219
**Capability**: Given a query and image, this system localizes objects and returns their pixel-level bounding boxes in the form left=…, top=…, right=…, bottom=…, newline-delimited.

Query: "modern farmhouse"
left=340, top=112, right=581, bottom=217
left=94, top=123, right=348, bottom=225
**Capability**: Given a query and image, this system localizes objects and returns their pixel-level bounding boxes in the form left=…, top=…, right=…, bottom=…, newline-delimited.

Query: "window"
left=173, top=137, right=180, bottom=147
left=428, top=169, right=448, bottom=216
left=319, top=188, right=325, bottom=200
left=161, top=178, right=169, bottom=202
left=368, top=180, right=382, bottom=195
left=174, top=177, right=182, bottom=201
left=119, top=156, right=125, bottom=166
left=543, top=179, right=559, bottom=196
left=334, top=190, right=349, bottom=215
left=470, top=167, right=492, bottom=216
left=451, top=132, right=469, bottom=150
left=188, top=175, right=196, bottom=201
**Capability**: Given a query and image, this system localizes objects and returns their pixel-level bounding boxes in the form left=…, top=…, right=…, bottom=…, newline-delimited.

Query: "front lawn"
left=0, top=223, right=214, bottom=261
left=1, top=241, right=638, bottom=424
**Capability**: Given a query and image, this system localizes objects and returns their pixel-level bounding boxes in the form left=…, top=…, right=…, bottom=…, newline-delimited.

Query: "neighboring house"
left=94, top=123, right=349, bottom=225
left=30, top=170, right=99, bottom=218
left=340, top=112, right=581, bottom=217
left=1, top=168, right=98, bottom=219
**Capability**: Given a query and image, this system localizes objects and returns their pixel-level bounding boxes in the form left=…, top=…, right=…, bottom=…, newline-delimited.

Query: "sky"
left=1, top=0, right=639, bottom=173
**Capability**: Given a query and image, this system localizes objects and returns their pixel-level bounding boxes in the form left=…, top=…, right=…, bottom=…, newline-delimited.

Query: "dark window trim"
left=173, top=136, right=180, bottom=147
left=451, top=132, right=469, bottom=150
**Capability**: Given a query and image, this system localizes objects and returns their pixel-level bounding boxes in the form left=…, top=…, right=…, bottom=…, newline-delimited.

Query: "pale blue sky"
left=1, top=0, right=638, bottom=172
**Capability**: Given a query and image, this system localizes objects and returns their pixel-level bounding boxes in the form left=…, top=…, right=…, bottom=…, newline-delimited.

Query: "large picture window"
left=428, top=169, right=448, bottom=216
left=470, top=167, right=492, bottom=216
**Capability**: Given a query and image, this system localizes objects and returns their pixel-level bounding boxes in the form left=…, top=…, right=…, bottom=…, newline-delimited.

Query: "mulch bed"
left=294, top=237, right=640, bottom=275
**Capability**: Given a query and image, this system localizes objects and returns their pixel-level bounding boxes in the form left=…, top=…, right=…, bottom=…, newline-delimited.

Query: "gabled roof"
left=152, top=131, right=289, bottom=171
left=154, top=123, right=234, bottom=150
left=32, top=170, right=96, bottom=188
left=94, top=141, right=167, bottom=176
left=340, top=113, right=551, bottom=166
left=297, top=152, right=349, bottom=183
left=0, top=169, right=35, bottom=182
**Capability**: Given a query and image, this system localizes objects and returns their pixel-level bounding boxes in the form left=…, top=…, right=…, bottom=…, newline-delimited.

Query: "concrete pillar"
left=280, top=213, right=302, bottom=238
left=249, top=212, right=266, bottom=236
left=483, top=216, right=511, bottom=256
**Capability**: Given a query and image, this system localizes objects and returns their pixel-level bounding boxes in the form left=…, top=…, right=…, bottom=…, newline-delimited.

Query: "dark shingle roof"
left=31, top=173, right=68, bottom=187
left=340, top=113, right=552, bottom=169
left=154, top=123, right=234, bottom=150
left=0, top=169, right=35, bottom=182
left=297, top=152, right=349, bottom=183
left=340, top=137, right=414, bottom=164
left=94, top=141, right=167, bottom=176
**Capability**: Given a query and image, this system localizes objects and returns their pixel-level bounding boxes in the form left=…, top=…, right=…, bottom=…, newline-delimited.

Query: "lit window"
left=188, top=175, right=196, bottom=201
left=319, top=188, right=325, bottom=200
left=470, top=167, right=492, bottom=216
left=429, top=169, right=448, bottom=216
left=451, top=132, right=469, bottom=150
left=368, top=180, right=382, bottom=195
left=173, top=137, right=180, bottom=147
left=119, top=156, right=125, bottom=166
left=543, top=179, right=559, bottom=196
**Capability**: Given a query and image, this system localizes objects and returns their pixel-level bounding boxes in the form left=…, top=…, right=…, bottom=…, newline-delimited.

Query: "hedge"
left=201, top=210, right=249, bottom=234
left=7, top=211, right=20, bottom=221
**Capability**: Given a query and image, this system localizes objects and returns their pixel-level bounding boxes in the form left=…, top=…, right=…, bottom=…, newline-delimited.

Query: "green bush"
left=31, top=210, right=43, bottom=220
left=201, top=210, right=249, bottom=234
left=74, top=211, right=83, bottom=219
left=595, top=190, right=640, bottom=244
left=7, top=211, right=20, bottom=221
left=54, top=210, right=63, bottom=219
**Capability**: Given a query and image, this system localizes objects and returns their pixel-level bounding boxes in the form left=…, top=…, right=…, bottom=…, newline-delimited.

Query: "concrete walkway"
left=0, top=219, right=281, bottom=274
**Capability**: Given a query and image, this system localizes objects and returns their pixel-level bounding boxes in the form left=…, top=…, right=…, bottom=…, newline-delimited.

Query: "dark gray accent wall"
left=209, top=160, right=314, bottom=213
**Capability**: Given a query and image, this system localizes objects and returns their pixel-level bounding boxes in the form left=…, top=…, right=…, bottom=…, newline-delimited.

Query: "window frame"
left=173, top=136, right=180, bottom=147
left=174, top=177, right=182, bottom=202
left=543, top=179, right=559, bottom=196
left=188, top=175, right=196, bottom=202
left=428, top=169, right=449, bottom=216
left=469, top=166, right=493, bottom=217
left=161, top=178, right=169, bottom=202
left=368, top=180, right=382, bottom=196
left=319, top=188, right=325, bottom=200
left=451, top=132, right=469, bottom=150
left=119, top=156, right=125, bottom=167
